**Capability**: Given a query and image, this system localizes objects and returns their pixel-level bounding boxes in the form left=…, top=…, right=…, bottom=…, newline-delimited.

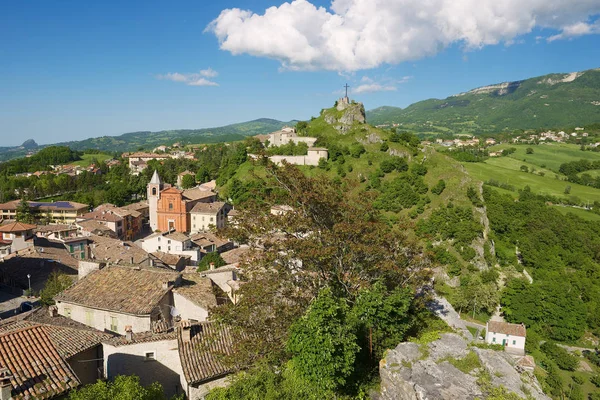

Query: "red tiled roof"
left=0, top=222, right=36, bottom=233
left=0, top=325, right=80, bottom=398
left=487, top=321, right=526, bottom=337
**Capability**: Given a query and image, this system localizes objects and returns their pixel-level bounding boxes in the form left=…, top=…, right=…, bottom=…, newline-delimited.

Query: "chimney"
left=0, top=368, right=12, bottom=400
left=180, top=320, right=192, bottom=342
left=130, top=256, right=134, bottom=264
left=162, top=282, right=170, bottom=290
left=125, top=326, right=133, bottom=342
left=48, top=305, right=58, bottom=318
left=209, top=262, right=215, bottom=270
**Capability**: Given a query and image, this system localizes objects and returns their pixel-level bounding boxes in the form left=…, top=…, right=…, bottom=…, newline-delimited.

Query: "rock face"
left=375, top=333, right=550, bottom=400
left=323, top=98, right=366, bottom=134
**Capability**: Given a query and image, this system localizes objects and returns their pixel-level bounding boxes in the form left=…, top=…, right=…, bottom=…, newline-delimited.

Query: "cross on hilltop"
left=344, top=83, right=350, bottom=98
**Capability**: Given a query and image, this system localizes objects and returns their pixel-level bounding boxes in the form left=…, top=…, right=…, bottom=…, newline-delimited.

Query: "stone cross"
left=344, top=83, right=350, bottom=97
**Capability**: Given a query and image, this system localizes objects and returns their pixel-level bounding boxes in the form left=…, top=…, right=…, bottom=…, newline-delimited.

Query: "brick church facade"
left=148, top=171, right=216, bottom=233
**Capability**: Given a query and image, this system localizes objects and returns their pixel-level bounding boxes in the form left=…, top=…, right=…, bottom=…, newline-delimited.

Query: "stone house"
left=266, top=126, right=318, bottom=148
left=190, top=232, right=233, bottom=255
left=102, top=321, right=235, bottom=400
left=78, top=203, right=144, bottom=240
left=55, top=266, right=182, bottom=335
left=190, top=202, right=226, bottom=233
left=485, top=321, right=526, bottom=355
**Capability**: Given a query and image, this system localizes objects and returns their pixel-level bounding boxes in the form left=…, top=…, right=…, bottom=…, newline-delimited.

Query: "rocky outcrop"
left=324, top=100, right=366, bottom=134
left=375, top=333, right=550, bottom=400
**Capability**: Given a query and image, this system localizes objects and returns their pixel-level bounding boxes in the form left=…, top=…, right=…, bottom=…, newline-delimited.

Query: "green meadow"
left=487, top=143, right=600, bottom=173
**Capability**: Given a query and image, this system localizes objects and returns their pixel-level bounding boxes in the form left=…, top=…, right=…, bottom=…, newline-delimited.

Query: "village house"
left=78, top=203, right=144, bottom=241
left=0, top=200, right=88, bottom=223
left=0, top=221, right=35, bottom=253
left=102, top=320, right=235, bottom=400
left=55, top=266, right=182, bottom=335
left=485, top=321, right=526, bottom=355
left=190, top=202, right=226, bottom=233
left=123, top=152, right=170, bottom=174
left=0, top=237, right=79, bottom=293
left=0, top=307, right=114, bottom=396
left=147, top=171, right=217, bottom=233
left=190, top=232, right=234, bottom=255
left=76, top=219, right=119, bottom=238
left=142, top=230, right=202, bottom=263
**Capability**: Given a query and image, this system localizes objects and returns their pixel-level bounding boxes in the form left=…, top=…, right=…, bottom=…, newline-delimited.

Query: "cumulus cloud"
left=156, top=68, right=219, bottom=86
left=206, top=0, right=600, bottom=71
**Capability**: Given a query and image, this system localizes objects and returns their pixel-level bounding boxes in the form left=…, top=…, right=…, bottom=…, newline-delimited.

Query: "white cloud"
left=547, top=21, right=600, bottom=42
left=353, top=83, right=397, bottom=94
left=206, top=0, right=600, bottom=71
left=351, top=75, right=411, bottom=93
left=156, top=69, right=219, bottom=86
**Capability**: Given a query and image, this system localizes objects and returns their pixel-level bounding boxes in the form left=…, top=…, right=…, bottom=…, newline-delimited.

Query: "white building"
left=190, top=202, right=226, bottom=233
left=485, top=321, right=526, bottom=355
left=268, top=126, right=318, bottom=148
left=269, top=147, right=328, bottom=166
left=142, top=230, right=201, bottom=263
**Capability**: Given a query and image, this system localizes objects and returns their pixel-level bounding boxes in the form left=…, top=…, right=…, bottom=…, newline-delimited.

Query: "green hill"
left=0, top=119, right=294, bottom=161
left=57, top=118, right=294, bottom=152
left=366, top=68, right=600, bottom=134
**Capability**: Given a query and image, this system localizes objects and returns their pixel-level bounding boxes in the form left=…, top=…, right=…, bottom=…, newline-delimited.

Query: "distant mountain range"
left=366, top=68, right=600, bottom=134
left=0, top=118, right=293, bottom=161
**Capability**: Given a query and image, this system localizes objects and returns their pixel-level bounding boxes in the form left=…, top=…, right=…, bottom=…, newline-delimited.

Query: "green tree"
left=197, top=252, right=226, bottom=272
left=39, top=271, right=73, bottom=306
left=380, top=142, right=389, bottom=152
left=526, top=147, right=534, bottom=154
left=520, top=165, right=528, bottom=173
left=181, top=174, right=196, bottom=189
left=210, top=164, right=430, bottom=371
left=564, top=185, right=572, bottom=194
left=287, top=288, right=359, bottom=391
left=16, top=199, right=35, bottom=224
left=68, top=375, right=175, bottom=400
left=431, top=179, right=446, bottom=195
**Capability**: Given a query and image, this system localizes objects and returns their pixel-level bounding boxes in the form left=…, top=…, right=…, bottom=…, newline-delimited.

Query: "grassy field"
left=487, top=143, right=600, bottom=173
left=73, top=153, right=112, bottom=167
left=579, top=169, right=600, bottom=178
left=552, top=205, right=600, bottom=222
left=464, top=160, right=600, bottom=204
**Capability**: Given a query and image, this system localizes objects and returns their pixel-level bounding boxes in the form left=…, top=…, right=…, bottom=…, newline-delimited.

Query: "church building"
left=147, top=171, right=217, bottom=233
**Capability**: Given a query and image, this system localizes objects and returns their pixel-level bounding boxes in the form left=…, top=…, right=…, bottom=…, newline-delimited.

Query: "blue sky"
left=1, top=0, right=599, bottom=146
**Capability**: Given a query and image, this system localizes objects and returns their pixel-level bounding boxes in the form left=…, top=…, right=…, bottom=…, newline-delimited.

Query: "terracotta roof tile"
left=0, top=325, right=80, bottom=398
left=0, top=222, right=36, bottom=233
left=55, top=266, right=180, bottom=315
left=177, top=322, right=236, bottom=385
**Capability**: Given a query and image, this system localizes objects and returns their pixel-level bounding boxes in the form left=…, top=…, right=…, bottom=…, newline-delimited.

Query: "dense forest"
left=484, top=187, right=600, bottom=341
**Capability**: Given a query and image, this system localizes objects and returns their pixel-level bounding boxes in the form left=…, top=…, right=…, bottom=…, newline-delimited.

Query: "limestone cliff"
left=322, top=97, right=366, bottom=134
left=375, top=333, right=549, bottom=400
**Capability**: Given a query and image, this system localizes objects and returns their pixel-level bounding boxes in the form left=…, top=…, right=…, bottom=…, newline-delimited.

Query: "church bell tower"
left=147, top=170, right=162, bottom=231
